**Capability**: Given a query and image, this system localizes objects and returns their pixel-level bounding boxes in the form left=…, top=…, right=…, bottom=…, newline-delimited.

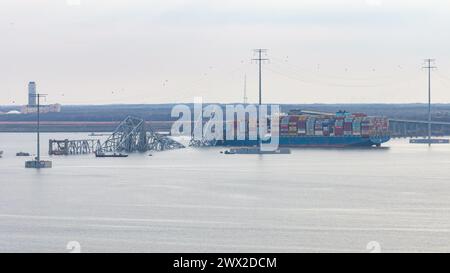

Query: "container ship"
left=216, top=110, right=390, bottom=148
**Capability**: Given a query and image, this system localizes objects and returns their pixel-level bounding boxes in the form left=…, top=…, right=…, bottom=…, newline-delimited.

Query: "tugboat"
left=95, top=151, right=128, bottom=158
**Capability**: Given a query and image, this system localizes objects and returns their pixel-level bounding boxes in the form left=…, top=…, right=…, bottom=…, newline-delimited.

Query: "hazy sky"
left=1, top=0, right=450, bottom=105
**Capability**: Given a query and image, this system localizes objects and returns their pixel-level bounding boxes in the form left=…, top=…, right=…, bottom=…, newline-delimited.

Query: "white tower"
left=28, top=82, right=36, bottom=106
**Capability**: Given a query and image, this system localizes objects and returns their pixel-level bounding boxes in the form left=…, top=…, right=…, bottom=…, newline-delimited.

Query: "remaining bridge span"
left=389, top=119, right=450, bottom=125
left=389, top=119, right=450, bottom=138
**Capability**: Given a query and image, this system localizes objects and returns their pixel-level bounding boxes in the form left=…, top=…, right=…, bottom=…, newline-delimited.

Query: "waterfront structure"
left=21, top=103, right=61, bottom=114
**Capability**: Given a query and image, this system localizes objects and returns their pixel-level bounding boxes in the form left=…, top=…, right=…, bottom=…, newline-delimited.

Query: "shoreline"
left=0, top=121, right=173, bottom=133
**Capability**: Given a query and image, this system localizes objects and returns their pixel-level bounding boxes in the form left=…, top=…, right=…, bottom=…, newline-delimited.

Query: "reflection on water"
left=0, top=133, right=450, bottom=252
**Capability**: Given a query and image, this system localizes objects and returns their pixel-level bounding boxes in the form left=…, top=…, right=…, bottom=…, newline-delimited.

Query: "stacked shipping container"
left=279, top=112, right=388, bottom=138
left=281, top=116, right=289, bottom=136
left=352, top=118, right=362, bottom=136
left=306, top=117, right=316, bottom=136
left=288, top=116, right=299, bottom=136
left=297, top=116, right=307, bottom=135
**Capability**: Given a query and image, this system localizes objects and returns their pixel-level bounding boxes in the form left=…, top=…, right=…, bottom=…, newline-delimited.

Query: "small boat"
left=95, top=152, right=128, bottom=158
left=16, top=152, right=31, bottom=157
left=0, top=151, right=3, bottom=158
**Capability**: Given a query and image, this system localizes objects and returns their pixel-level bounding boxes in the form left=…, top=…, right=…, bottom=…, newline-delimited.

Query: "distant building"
left=19, top=81, right=62, bottom=114
left=28, top=82, right=36, bottom=106
left=21, top=104, right=62, bottom=114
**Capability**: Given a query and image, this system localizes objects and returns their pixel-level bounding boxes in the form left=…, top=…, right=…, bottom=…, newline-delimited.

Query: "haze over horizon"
left=2, top=0, right=450, bottom=105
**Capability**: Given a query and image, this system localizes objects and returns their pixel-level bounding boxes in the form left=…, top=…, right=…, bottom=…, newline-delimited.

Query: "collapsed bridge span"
left=49, top=116, right=184, bottom=155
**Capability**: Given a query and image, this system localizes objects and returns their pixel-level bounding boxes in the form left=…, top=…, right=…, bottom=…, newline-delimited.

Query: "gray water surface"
left=1, top=133, right=450, bottom=252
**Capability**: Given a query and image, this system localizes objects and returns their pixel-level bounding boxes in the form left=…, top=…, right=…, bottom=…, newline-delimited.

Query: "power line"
left=435, top=71, right=450, bottom=83
left=270, top=55, right=414, bottom=82
left=266, top=64, right=418, bottom=88
left=243, top=74, right=248, bottom=104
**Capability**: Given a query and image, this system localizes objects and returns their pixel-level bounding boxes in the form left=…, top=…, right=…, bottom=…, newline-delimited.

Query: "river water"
left=0, top=133, right=450, bottom=252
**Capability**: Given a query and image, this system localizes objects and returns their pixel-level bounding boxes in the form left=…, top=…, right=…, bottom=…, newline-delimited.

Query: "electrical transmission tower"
left=423, top=59, right=437, bottom=146
left=33, top=93, right=47, bottom=163
left=252, top=49, right=269, bottom=105
left=26, top=93, right=52, bottom=168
